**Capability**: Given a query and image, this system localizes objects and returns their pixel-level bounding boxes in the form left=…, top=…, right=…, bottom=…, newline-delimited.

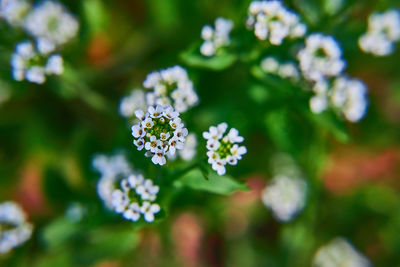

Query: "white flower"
left=24, top=1, right=78, bottom=46
left=329, top=76, right=368, bottom=122
left=93, top=153, right=133, bottom=209
left=119, top=89, right=147, bottom=119
left=45, top=54, right=63, bottom=75
left=143, top=66, right=198, bottom=113
left=261, top=175, right=307, bottom=222
left=140, top=202, right=161, bottom=222
left=204, top=123, right=246, bottom=175
left=310, top=94, right=328, bottom=114
left=123, top=203, right=141, bottom=222
left=131, top=105, right=188, bottom=165
left=179, top=133, right=197, bottom=161
left=212, top=160, right=227, bottom=175
left=200, top=17, right=233, bottom=56
left=151, top=148, right=166, bottom=165
left=25, top=66, right=46, bottom=84
left=11, top=41, right=64, bottom=84
left=261, top=57, right=300, bottom=81
left=312, top=238, right=372, bottom=267
left=136, top=179, right=159, bottom=201
left=261, top=57, right=280, bottom=73
left=0, top=201, right=33, bottom=254
left=0, top=0, right=31, bottom=26
left=297, top=33, right=346, bottom=82
left=247, top=1, right=306, bottom=45
left=359, top=9, right=400, bottom=56
left=110, top=175, right=161, bottom=223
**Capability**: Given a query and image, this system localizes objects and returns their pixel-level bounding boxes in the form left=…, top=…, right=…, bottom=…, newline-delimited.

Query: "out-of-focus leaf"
left=180, top=44, right=237, bottom=71
left=43, top=167, right=75, bottom=208
left=307, top=111, right=350, bottom=143
left=174, top=168, right=248, bottom=195
left=248, top=84, right=270, bottom=104
left=41, top=218, right=82, bottom=249
left=82, top=0, right=109, bottom=34
left=78, top=226, right=139, bottom=262
left=323, top=0, right=346, bottom=15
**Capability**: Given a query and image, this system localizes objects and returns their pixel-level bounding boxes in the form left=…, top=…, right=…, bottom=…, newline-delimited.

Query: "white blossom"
left=0, top=0, right=31, bottom=26
left=359, top=9, right=400, bottom=56
left=312, top=238, right=372, bottom=267
left=131, top=105, right=188, bottom=166
left=203, top=123, right=246, bottom=175
left=200, top=17, right=233, bottom=57
left=24, top=1, right=78, bottom=48
left=261, top=175, right=307, bottom=222
left=92, top=153, right=133, bottom=209
left=111, top=175, right=161, bottom=223
left=261, top=56, right=300, bottom=81
left=329, top=76, right=368, bottom=122
left=119, top=89, right=147, bottom=119
left=11, top=41, right=64, bottom=84
left=297, top=33, right=346, bottom=82
left=247, top=1, right=307, bottom=45
left=0, top=201, right=33, bottom=254
left=143, top=66, right=198, bottom=113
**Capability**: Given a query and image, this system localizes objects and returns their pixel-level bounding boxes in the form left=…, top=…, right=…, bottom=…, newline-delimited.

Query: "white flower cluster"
left=111, top=174, right=160, bottom=223
left=92, top=153, right=133, bottom=209
left=132, top=105, right=188, bottom=166
left=246, top=0, right=306, bottom=45
left=310, top=76, right=368, bottom=122
left=143, top=66, right=198, bottom=113
left=0, top=0, right=30, bottom=26
left=200, top=17, right=233, bottom=57
left=203, top=123, right=247, bottom=175
left=119, top=89, right=147, bottom=120
left=359, top=9, right=400, bottom=56
left=261, top=175, right=307, bottom=222
left=24, top=1, right=79, bottom=49
left=297, top=33, right=346, bottom=82
left=312, top=238, right=371, bottom=267
left=261, top=56, right=300, bottom=81
left=11, top=41, right=63, bottom=84
left=0, top=201, right=33, bottom=254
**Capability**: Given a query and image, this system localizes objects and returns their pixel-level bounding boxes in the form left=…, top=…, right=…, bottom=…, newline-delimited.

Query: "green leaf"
left=78, top=226, right=139, bottom=262
left=180, top=44, right=237, bottom=71
left=82, top=0, right=109, bottom=34
left=174, top=168, right=248, bottom=195
left=307, top=111, right=350, bottom=143
left=41, top=218, right=82, bottom=249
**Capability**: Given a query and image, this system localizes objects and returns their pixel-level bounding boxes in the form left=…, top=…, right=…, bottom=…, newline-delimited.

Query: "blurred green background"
left=1, top=0, right=400, bottom=266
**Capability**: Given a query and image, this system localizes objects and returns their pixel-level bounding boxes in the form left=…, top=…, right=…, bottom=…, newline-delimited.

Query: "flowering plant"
left=0, top=0, right=400, bottom=266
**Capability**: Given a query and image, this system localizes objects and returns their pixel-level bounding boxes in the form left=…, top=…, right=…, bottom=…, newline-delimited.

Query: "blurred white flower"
left=200, top=17, right=233, bottom=57
left=24, top=1, right=78, bottom=48
left=0, top=0, right=30, bottom=26
left=298, top=33, right=346, bottom=82
left=0, top=201, right=33, bottom=254
left=203, top=123, right=246, bottom=175
left=11, top=41, right=64, bottom=84
left=92, top=153, right=133, bottom=209
left=330, top=76, right=368, bottom=122
left=261, top=56, right=300, bottom=81
left=143, top=66, right=198, bottom=113
left=132, top=105, right=188, bottom=166
left=247, top=1, right=307, bottom=45
left=312, top=238, right=372, bottom=267
left=119, top=89, right=147, bottom=119
left=261, top=175, right=307, bottom=222
left=111, top=174, right=161, bottom=223
left=359, top=9, right=400, bottom=56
